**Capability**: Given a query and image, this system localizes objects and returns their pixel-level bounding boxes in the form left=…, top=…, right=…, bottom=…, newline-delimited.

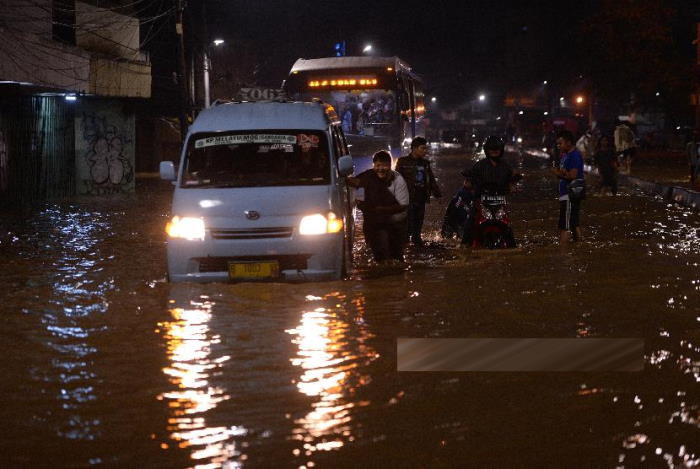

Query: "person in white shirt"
left=347, top=151, right=409, bottom=262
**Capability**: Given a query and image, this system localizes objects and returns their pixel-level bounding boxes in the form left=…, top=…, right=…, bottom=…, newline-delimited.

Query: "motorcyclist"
left=465, top=135, right=519, bottom=196
left=461, top=136, right=520, bottom=246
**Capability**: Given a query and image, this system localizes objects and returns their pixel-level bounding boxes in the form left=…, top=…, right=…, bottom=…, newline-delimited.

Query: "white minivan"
left=160, top=101, right=355, bottom=282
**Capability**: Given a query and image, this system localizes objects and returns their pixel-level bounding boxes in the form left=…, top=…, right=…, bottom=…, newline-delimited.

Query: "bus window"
left=284, top=57, right=424, bottom=158
left=414, top=82, right=425, bottom=120
left=302, top=90, right=396, bottom=138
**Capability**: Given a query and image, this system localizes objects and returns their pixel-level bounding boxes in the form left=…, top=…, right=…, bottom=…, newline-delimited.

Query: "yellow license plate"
left=228, top=261, right=280, bottom=279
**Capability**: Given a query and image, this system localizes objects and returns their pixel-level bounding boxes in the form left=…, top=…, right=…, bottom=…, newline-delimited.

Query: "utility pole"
left=176, top=0, right=190, bottom=141
left=202, top=0, right=210, bottom=108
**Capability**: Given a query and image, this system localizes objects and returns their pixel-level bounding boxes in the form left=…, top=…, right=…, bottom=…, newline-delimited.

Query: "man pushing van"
left=348, top=151, right=409, bottom=263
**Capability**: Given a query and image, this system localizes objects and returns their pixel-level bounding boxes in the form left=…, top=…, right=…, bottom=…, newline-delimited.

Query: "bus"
left=283, top=56, right=425, bottom=171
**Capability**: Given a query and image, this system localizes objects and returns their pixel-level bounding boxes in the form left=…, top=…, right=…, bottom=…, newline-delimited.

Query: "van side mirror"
left=338, top=155, right=354, bottom=177
left=160, top=161, right=176, bottom=181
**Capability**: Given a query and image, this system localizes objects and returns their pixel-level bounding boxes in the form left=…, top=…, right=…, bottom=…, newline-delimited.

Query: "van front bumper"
left=167, top=233, right=343, bottom=283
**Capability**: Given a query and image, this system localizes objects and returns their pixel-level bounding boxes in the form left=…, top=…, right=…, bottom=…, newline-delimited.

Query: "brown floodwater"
left=1, top=149, right=699, bottom=468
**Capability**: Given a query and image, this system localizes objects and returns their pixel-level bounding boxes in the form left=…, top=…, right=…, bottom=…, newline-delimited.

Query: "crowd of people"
left=349, top=132, right=591, bottom=265
left=340, top=93, right=395, bottom=135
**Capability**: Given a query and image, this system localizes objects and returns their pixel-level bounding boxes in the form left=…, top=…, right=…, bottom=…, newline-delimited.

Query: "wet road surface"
left=1, top=149, right=699, bottom=468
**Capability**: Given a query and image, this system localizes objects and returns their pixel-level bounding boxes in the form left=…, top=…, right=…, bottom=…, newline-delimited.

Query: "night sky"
left=148, top=0, right=700, bottom=108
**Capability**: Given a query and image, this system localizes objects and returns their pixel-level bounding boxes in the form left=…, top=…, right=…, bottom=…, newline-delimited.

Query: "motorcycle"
left=471, top=191, right=516, bottom=249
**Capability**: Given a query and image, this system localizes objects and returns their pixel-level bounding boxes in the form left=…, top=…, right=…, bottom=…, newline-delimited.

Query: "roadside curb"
left=516, top=146, right=700, bottom=210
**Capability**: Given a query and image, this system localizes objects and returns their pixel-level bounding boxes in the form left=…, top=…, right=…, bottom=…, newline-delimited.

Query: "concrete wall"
left=0, top=12, right=90, bottom=91
left=75, top=99, right=135, bottom=195
left=76, top=1, right=142, bottom=60
left=5, top=0, right=52, bottom=37
left=0, top=1, right=150, bottom=97
left=89, top=57, right=151, bottom=97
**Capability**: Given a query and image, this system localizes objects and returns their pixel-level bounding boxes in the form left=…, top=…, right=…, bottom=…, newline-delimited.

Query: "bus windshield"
left=181, top=130, right=330, bottom=188
left=299, top=89, right=396, bottom=138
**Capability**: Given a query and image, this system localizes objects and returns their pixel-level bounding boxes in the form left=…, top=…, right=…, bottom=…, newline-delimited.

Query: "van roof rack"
left=211, top=97, right=320, bottom=106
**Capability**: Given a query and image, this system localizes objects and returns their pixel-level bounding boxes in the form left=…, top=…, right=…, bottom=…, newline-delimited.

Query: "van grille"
left=209, top=227, right=294, bottom=240
left=196, top=255, right=311, bottom=273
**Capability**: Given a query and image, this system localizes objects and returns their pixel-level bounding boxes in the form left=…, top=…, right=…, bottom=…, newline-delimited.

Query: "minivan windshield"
left=181, top=130, right=331, bottom=188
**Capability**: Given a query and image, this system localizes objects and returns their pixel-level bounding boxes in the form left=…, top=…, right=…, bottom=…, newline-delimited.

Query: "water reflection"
left=286, top=292, right=377, bottom=460
left=159, top=292, right=246, bottom=468
left=39, top=207, right=112, bottom=441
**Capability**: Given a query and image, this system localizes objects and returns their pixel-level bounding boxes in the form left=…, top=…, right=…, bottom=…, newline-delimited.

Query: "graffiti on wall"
left=79, top=111, right=134, bottom=195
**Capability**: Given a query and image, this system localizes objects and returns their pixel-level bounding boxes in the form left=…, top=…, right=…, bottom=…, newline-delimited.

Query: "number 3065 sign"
left=237, top=88, right=285, bottom=101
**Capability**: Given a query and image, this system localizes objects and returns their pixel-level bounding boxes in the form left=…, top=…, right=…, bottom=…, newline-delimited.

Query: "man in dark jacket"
left=467, top=135, right=515, bottom=196
left=396, top=137, right=442, bottom=246
left=348, top=151, right=409, bottom=262
left=461, top=136, right=519, bottom=246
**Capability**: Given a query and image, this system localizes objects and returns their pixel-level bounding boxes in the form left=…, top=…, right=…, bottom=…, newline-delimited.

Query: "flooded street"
left=1, top=149, right=700, bottom=468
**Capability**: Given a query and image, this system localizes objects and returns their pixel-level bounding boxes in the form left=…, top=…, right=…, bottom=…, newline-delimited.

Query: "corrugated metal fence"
left=0, top=96, right=75, bottom=204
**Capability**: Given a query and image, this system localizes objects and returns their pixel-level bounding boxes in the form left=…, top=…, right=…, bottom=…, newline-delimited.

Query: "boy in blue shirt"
left=552, top=130, right=584, bottom=244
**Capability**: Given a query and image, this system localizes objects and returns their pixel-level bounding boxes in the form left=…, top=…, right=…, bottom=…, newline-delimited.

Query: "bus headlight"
left=166, top=216, right=205, bottom=240
left=299, top=213, right=343, bottom=235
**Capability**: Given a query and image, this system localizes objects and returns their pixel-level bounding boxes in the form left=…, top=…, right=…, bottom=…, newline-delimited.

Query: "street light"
left=478, top=94, right=486, bottom=102
left=543, top=80, right=548, bottom=85
left=363, top=44, right=373, bottom=53
left=576, top=95, right=584, bottom=104
left=431, top=97, right=437, bottom=103
left=204, top=38, right=225, bottom=108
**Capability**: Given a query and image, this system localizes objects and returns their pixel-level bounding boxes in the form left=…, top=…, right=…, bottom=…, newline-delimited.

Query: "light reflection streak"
left=285, top=293, right=377, bottom=459
left=159, top=296, right=246, bottom=468
left=39, top=208, right=112, bottom=441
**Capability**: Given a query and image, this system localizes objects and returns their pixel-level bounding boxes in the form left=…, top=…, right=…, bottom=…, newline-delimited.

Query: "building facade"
left=0, top=0, right=152, bottom=202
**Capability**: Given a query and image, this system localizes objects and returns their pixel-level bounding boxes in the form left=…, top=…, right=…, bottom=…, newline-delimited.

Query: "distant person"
left=614, top=120, right=636, bottom=174
left=686, top=130, right=700, bottom=185
left=396, top=137, right=442, bottom=246
left=593, top=135, right=618, bottom=195
left=576, top=125, right=600, bottom=163
left=552, top=130, right=585, bottom=244
left=348, top=150, right=409, bottom=263
left=341, top=107, right=353, bottom=134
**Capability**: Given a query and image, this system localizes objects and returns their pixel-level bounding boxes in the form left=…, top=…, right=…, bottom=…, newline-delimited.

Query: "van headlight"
left=299, top=213, right=343, bottom=235
left=166, top=216, right=205, bottom=240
